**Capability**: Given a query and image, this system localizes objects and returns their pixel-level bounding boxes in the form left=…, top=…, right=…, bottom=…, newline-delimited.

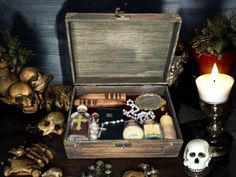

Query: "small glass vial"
left=122, top=120, right=144, bottom=139
left=144, top=119, right=162, bottom=139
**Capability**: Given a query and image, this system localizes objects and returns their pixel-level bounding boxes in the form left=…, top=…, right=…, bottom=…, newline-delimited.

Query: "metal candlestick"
left=199, top=100, right=231, bottom=157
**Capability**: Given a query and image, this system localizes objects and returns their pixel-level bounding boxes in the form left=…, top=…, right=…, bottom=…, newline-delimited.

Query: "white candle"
left=195, top=64, right=234, bottom=104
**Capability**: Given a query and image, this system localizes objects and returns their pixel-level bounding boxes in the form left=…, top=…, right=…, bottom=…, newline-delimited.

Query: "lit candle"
left=195, top=64, right=234, bottom=104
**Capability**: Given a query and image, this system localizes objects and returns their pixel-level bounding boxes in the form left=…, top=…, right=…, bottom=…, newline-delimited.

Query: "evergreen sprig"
left=192, top=15, right=236, bottom=56
left=0, top=31, right=33, bottom=72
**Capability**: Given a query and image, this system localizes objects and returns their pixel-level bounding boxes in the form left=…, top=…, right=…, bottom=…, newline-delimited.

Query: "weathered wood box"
left=64, top=12, right=183, bottom=159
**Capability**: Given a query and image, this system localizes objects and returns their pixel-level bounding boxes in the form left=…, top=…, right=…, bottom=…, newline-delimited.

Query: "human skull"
left=183, top=139, right=212, bottom=172
left=19, top=67, right=53, bottom=93
left=38, top=111, right=65, bottom=136
left=9, top=82, right=39, bottom=114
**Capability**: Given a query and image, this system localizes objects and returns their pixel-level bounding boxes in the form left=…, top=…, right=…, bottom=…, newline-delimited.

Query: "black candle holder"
left=199, top=100, right=231, bottom=157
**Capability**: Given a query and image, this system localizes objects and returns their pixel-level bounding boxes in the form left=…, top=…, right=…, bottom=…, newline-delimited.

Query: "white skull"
left=38, top=112, right=65, bottom=136
left=183, top=139, right=212, bottom=172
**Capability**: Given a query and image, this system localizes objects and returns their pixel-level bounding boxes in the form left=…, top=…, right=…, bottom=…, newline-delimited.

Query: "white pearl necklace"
left=123, top=99, right=155, bottom=124
left=101, top=119, right=125, bottom=127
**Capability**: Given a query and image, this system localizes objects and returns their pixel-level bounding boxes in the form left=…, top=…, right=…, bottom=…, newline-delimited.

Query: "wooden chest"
left=64, top=12, right=183, bottom=159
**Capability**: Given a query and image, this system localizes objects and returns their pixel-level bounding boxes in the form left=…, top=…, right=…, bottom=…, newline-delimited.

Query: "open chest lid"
left=65, top=12, right=182, bottom=86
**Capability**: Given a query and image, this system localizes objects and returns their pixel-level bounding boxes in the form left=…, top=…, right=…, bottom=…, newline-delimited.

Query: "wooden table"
left=0, top=89, right=236, bottom=177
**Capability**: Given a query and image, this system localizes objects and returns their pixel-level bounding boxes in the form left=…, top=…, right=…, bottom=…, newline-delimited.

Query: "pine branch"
left=0, top=31, right=33, bottom=72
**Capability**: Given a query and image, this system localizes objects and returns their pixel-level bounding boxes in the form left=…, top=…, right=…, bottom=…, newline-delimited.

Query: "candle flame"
left=211, top=63, right=219, bottom=82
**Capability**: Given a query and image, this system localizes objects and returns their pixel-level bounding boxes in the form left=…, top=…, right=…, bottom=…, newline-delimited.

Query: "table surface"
left=0, top=80, right=236, bottom=177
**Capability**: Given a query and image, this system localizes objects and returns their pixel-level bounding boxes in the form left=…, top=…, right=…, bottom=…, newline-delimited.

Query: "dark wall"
left=0, top=0, right=236, bottom=84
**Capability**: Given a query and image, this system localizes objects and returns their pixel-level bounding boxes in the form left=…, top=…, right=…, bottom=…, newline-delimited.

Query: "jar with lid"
left=122, top=120, right=144, bottom=140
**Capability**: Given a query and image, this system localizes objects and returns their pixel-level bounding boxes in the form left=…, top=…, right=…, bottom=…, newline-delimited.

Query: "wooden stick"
left=74, top=98, right=125, bottom=108
left=78, top=93, right=126, bottom=101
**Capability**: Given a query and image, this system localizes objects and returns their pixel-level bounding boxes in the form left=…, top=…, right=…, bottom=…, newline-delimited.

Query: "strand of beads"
left=99, top=119, right=124, bottom=136
left=101, top=119, right=125, bottom=128
left=123, top=99, right=155, bottom=124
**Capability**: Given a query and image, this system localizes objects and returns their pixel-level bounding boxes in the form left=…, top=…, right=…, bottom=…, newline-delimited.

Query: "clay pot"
left=195, top=51, right=236, bottom=75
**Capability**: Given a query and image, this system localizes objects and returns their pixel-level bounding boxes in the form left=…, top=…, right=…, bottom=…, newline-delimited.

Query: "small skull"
left=183, top=139, right=212, bottom=172
left=4, top=143, right=54, bottom=177
left=38, top=111, right=65, bottom=136
left=4, top=159, right=41, bottom=177
left=41, top=167, right=63, bottom=177
left=45, top=85, right=71, bottom=112
left=9, top=82, right=39, bottom=114
left=122, top=171, right=145, bottom=177
left=19, top=67, right=53, bottom=93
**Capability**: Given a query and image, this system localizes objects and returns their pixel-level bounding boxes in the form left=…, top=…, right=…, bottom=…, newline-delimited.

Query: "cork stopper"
left=77, top=104, right=88, bottom=113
